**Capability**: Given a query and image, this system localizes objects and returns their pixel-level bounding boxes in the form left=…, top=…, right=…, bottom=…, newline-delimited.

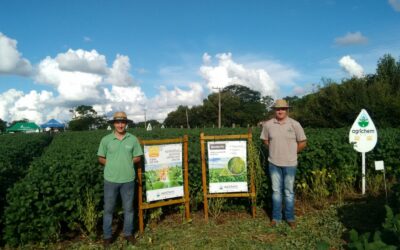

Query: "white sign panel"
left=144, top=144, right=183, bottom=202
left=207, top=141, right=248, bottom=193
left=374, top=161, right=384, bottom=171
left=349, top=109, right=378, bottom=153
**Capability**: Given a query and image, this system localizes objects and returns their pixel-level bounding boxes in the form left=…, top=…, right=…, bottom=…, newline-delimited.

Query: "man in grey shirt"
left=260, top=99, right=306, bottom=229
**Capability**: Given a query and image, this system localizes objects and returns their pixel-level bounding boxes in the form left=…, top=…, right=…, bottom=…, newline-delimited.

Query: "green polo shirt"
left=97, top=132, right=143, bottom=183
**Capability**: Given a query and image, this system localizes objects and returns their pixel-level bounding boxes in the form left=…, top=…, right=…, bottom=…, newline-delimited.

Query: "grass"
left=3, top=195, right=388, bottom=250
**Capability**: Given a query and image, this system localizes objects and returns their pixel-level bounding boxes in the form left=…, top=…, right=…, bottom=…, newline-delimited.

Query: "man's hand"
left=297, top=141, right=307, bottom=153
left=98, top=156, right=106, bottom=165
left=263, top=139, right=269, bottom=148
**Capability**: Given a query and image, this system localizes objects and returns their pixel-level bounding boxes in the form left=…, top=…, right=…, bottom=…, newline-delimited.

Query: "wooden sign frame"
left=200, top=130, right=256, bottom=222
left=137, top=135, right=190, bottom=233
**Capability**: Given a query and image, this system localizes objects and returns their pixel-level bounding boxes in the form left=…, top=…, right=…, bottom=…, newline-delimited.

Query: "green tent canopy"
left=6, top=122, right=41, bottom=133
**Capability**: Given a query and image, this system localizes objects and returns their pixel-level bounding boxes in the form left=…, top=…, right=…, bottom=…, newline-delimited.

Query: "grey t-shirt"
left=260, top=117, right=306, bottom=167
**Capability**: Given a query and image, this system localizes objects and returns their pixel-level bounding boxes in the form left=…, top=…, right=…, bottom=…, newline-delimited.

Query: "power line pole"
left=144, top=108, right=147, bottom=129
left=212, top=87, right=222, bottom=128
left=185, top=107, right=190, bottom=129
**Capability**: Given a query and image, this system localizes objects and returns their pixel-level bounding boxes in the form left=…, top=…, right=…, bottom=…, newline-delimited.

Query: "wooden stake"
left=200, top=133, right=209, bottom=222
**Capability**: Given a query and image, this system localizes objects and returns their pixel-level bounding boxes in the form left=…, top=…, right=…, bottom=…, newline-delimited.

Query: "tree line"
left=165, top=54, right=400, bottom=128
left=164, top=85, right=273, bottom=128
left=289, top=54, right=400, bottom=128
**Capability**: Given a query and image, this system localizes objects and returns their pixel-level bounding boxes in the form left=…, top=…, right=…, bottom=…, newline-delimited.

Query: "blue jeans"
left=103, top=180, right=135, bottom=239
left=269, top=163, right=297, bottom=222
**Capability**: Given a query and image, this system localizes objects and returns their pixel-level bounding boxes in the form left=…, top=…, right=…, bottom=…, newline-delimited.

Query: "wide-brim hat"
left=108, top=111, right=132, bottom=123
left=272, top=99, right=290, bottom=109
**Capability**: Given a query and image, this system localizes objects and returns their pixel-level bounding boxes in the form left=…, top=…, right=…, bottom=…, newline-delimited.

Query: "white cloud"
left=100, top=85, right=148, bottom=122
left=389, top=0, right=400, bottom=11
left=0, top=89, right=23, bottom=121
left=55, top=49, right=107, bottom=74
left=0, top=33, right=32, bottom=76
left=97, top=84, right=204, bottom=122
left=105, top=54, right=135, bottom=86
left=35, top=50, right=136, bottom=102
left=0, top=89, right=57, bottom=123
left=242, top=57, right=301, bottom=87
left=1, top=45, right=301, bottom=124
left=147, top=83, right=204, bottom=121
left=292, top=86, right=306, bottom=96
left=0, top=33, right=207, bottom=124
left=10, top=90, right=53, bottom=122
left=202, top=53, right=212, bottom=64
left=335, top=32, right=368, bottom=46
left=84, top=36, right=92, bottom=42
left=36, top=56, right=103, bottom=101
left=339, top=55, right=364, bottom=78
left=104, top=85, right=146, bottom=103
left=200, top=53, right=279, bottom=97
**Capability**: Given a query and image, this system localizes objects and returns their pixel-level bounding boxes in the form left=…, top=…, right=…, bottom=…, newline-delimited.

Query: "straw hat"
left=108, top=111, right=132, bottom=123
left=272, top=99, right=290, bottom=109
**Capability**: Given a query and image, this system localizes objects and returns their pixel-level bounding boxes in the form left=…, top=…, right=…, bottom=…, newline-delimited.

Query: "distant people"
left=260, top=99, right=307, bottom=229
left=97, top=111, right=143, bottom=247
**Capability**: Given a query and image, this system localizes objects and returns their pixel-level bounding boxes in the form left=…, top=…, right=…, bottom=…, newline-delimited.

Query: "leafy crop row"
left=0, top=133, right=52, bottom=243
left=2, top=127, right=399, bottom=246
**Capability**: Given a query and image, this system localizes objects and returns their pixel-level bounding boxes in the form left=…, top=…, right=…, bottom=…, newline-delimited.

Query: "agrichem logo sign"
left=349, top=109, right=377, bottom=153
left=358, top=115, right=369, bottom=127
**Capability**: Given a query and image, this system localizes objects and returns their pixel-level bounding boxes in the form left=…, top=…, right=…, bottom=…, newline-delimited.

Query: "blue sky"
left=0, top=0, right=400, bottom=123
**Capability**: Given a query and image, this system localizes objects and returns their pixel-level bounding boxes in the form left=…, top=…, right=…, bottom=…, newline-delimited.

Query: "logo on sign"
left=349, top=109, right=377, bottom=153
left=358, top=115, right=369, bottom=127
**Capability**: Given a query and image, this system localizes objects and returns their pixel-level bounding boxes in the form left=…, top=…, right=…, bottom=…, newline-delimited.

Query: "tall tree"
left=0, top=119, right=7, bottom=132
left=68, top=105, right=107, bottom=131
left=164, top=84, right=271, bottom=127
left=164, top=106, right=190, bottom=128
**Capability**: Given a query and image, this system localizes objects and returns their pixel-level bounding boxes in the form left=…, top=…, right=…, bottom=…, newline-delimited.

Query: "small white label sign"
left=349, top=109, right=378, bottom=153
left=374, top=161, right=384, bottom=171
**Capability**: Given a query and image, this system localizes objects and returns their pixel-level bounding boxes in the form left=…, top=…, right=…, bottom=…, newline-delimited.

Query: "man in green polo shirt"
left=98, top=111, right=143, bottom=247
left=260, top=99, right=307, bottom=229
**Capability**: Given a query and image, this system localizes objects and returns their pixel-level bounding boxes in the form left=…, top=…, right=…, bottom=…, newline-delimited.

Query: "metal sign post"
left=375, top=160, right=388, bottom=202
left=362, top=152, right=366, bottom=195
left=349, top=109, right=378, bottom=195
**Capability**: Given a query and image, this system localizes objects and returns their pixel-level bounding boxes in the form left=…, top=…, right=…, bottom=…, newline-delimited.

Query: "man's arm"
left=98, top=156, right=107, bottom=165
left=297, top=140, right=307, bottom=153
left=262, top=139, right=269, bottom=147
left=133, top=156, right=141, bottom=164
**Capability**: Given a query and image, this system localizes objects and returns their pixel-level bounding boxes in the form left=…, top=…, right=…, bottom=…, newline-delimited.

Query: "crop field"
left=1, top=127, right=400, bottom=249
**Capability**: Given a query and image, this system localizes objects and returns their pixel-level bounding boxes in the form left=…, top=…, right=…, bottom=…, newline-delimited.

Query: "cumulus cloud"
left=95, top=84, right=204, bottom=123
left=389, top=0, right=400, bottom=11
left=335, top=32, right=368, bottom=46
left=35, top=49, right=136, bottom=102
left=105, top=55, right=135, bottom=86
left=36, top=56, right=103, bottom=101
left=242, top=58, right=301, bottom=87
left=0, top=89, right=23, bottom=120
left=0, top=33, right=207, bottom=124
left=147, top=83, right=204, bottom=121
left=98, top=85, right=148, bottom=121
left=202, top=53, right=212, bottom=64
left=0, top=89, right=57, bottom=123
left=1, top=38, right=302, bottom=124
left=55, top=49, right=107, bottom=74
left=339, top=55, right=364, bottom=78
left=200, top=53, right=278, bottom=97
left=0, top=33, right=32, bottom=76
